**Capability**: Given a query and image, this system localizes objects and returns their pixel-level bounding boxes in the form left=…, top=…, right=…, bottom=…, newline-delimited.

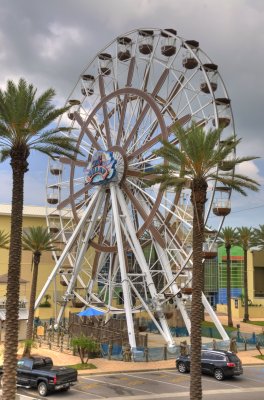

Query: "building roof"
left=0, top=204, right=50, bottom=217
left=0, top=203, right=71, bottom=218
left=0, top=309, right=29, bottom=321
left=0, top=274, right=29, bottom=284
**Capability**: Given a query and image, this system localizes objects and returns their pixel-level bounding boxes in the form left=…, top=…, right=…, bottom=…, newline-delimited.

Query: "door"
left=201, top=351, right=213, bottom=374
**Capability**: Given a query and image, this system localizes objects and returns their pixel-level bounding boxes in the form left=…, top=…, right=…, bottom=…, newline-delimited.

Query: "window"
left=213, top=354, right=225, bottom=361
left=201, top=352, right=211, bottom=360
left=254, top=267, right=264, bottom=297
left=33, top=358, right=45, bottom=368
left=17, top=359, right=32, bottom=370
left=227, top=353, right=239, bottom=362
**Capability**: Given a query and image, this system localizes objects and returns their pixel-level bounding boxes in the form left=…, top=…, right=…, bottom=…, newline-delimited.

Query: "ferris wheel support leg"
left=116, top=186, right=175, bottom=347
left=154, top=242, right=191, bottom=334
left=105, top=254, right=119, bottom=324
left=110, top=184, right=137, bottom=349
left=202, top=293, right=229, bottom=341
left=35, top=188, right=102, bottom=310
left=56, top=190, right=105, bottom=324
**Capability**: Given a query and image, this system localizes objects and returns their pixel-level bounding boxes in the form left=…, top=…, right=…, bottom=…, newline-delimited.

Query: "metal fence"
left=34, top=320, right=264, bottom=362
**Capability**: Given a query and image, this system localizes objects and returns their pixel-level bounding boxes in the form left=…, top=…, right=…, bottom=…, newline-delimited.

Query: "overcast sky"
left=0, top=0, right=263, bottom=228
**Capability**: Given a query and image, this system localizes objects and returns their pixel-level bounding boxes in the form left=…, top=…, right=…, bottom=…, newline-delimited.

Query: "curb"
left=78, top=363, right=264, bottom=376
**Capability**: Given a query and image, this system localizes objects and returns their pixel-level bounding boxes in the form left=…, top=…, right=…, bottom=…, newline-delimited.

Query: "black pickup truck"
left=0, top=356, right=78, bottom=396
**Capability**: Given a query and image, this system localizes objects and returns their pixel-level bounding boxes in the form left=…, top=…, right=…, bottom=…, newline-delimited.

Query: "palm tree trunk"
left=23, top=252, right=40, bottom=356
left=226, top=245, right=233, bottom=327
left=190, top=179, right=207, bottom=400
left=243, top=249, right=249, bottom=322
left=2, top=150, right=28, bottom=400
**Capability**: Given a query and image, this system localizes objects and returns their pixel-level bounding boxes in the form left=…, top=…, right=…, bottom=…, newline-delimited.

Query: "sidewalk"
left=23, top=345, right=264, bottom=376
left=205, top=313, right=264, bottom=335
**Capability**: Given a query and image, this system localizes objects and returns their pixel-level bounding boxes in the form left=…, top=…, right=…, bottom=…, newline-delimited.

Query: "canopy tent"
left=77, top=307, right=105, bottom=317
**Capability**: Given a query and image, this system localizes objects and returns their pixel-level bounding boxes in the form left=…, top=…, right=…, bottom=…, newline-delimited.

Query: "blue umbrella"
left=77, top=307, right=105, bottom=317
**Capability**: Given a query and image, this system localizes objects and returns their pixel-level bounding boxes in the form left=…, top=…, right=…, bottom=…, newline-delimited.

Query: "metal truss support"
left=110, top=183, right=136, bottom=349
left=56, top=190, right=105, bottom=323
left=35, top=188, right=102, bottom=309
left=154, top=241, right=191, bottom=333
left=116, top=186, right=175, bottom=348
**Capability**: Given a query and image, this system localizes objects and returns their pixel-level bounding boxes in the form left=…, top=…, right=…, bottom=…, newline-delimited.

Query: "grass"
left=201, top=320, right=236, bottom=332
left=66, top=363, right=97, bottom=370
left=244, top=321, right=264, bottom=327
left=255, top=355, right=264, bottom=360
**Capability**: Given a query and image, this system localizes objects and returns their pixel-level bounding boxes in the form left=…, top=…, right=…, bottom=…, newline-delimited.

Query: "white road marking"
left=82, top=376, right=154, bottom=394
left=72, top=386, right=105, bottom=398
left=123, top=372, right=188, bottom=389
left=163, top=369, right=246, bottom=389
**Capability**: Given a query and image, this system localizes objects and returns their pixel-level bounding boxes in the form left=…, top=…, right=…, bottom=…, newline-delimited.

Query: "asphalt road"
left=17, top=365, right=264, bottom=400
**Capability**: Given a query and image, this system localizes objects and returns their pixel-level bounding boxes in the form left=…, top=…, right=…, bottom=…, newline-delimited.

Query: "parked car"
left=176, top=349, right=243, bottom=380
left=0, top=356, right=78, bottom=396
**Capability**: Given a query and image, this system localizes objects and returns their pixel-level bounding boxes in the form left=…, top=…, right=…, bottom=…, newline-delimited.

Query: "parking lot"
left=17, top=366, right=264, bottom=400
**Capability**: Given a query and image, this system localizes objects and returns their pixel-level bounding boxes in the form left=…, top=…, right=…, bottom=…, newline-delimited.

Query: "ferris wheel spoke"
left=123, top=68, right=169, bottom=150
left=74, top=112, right=102, bottom=151
left=136, top=65, right=151, bottom=119
left=139, top=190, right=184, bottom=248
left=168, top=75, right=185, bottom=103
left=122, top=182, right=165, bottom=247
left=116, top=57, right=136, bottom=146
left=98, top=75, right=112, bottom=147
left=127, top=113, right=190, bottom=162
left=57, top=184, right=91, bottom=210
left=126, top=169, right=158, bottom=181
left=59, top=156, right=87, bottom=168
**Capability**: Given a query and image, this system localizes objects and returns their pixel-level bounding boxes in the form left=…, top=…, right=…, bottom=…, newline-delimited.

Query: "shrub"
left=71, top=335, right=100, bottom=364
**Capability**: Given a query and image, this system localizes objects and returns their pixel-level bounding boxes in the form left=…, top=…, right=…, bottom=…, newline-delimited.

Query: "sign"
left=85, top=151, right=117, bottom=185
left=37, top=325, right=44, bottom=336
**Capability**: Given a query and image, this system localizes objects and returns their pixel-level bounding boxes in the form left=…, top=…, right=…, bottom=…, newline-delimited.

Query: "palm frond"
left=0, top=230, right=9, bottom=249
left=22, top=226, right=59, bottom=252
left=0, top=148, right=11, bottom=162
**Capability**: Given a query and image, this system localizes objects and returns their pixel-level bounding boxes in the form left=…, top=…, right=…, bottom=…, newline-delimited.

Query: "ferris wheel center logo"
left=85, top=151, right=117, bottom=185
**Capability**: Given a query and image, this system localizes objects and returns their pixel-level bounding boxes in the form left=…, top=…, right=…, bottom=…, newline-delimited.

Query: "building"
left=0, top=204, right=88, bottom=329
left=0, top=274, right=29, bottom=341
left=213, top=244, right=264, bottom=318
left=217, top=245, right=244, bottom=304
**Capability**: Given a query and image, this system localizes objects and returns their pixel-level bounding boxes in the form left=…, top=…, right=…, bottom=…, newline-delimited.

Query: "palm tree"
left=148, top=123, right=259, bottom=400
left=218, top=227, right=238, bottom=327
left=236, top=226, right=254, bottom=322
left=0, top=78, right=80, bottom=400
left=22, top=226, right=58, bottom=356
left=253, top=224, right=264, bottom=250
left=0, top=230, right=9, bottom=249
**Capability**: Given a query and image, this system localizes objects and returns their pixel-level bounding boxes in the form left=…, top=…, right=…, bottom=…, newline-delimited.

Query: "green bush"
left=71, top=335, right=100, bottom=364
left=38, top=301, right=51, bottom=308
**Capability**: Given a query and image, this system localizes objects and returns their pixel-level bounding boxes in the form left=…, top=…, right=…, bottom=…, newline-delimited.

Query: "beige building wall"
left=248, top=249, right=264, bottom=306
left=0, top=204, right=96, bottom=321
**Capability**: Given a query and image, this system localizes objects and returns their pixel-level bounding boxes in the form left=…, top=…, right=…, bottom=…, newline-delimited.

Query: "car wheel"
left=177, top=361, right=187, bottom=373
left=0, top=376, right=3, bottom=388
left=38, top=381, right=48, bottom=397
left=214, top=368, right=224, bottom=381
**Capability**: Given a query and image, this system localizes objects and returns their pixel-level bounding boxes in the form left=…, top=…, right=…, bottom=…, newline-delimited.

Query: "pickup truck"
left=0, top=356, right=78, bottom=396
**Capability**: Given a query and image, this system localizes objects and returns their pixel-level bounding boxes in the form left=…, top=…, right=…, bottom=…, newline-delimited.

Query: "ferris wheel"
left=37, top=28, right=234, bottom=349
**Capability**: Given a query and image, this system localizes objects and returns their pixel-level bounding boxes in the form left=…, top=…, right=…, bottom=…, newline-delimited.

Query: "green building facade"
left=204, top=245, right=244, bottom=306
